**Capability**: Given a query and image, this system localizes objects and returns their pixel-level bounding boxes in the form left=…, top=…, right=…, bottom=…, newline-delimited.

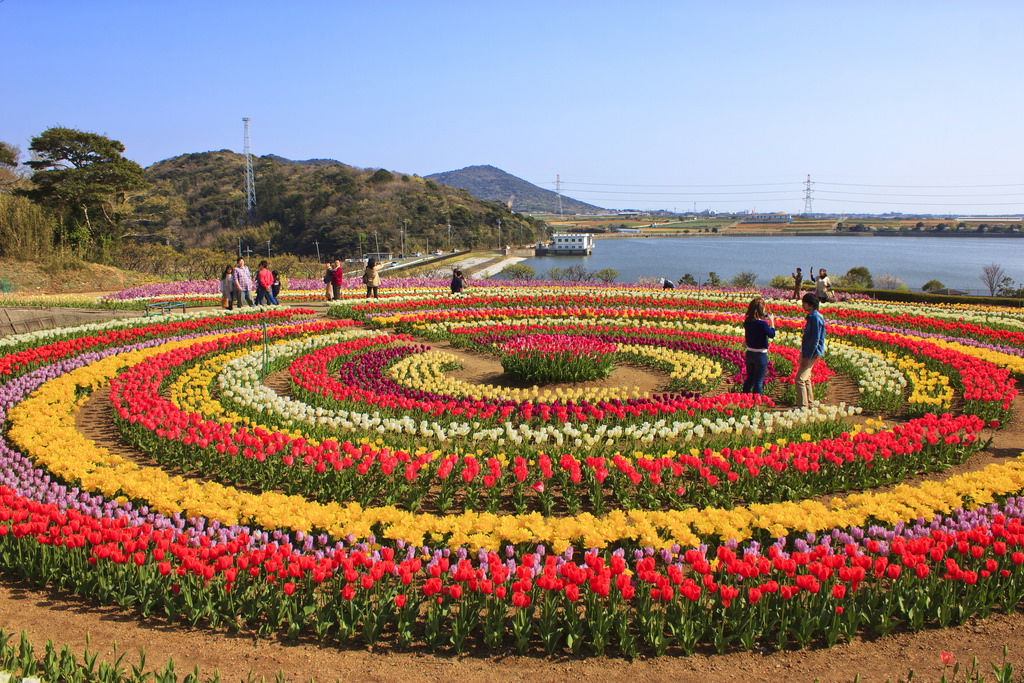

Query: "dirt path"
left=0, top=575, right=1020, bottom=682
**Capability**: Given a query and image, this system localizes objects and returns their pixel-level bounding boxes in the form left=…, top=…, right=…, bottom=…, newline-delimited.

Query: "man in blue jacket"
left=796, top=292, right=826, bottom=407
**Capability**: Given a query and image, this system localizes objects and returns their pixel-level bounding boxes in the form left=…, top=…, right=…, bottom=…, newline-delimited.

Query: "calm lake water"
left=517, top=236, right=1024, bottom=293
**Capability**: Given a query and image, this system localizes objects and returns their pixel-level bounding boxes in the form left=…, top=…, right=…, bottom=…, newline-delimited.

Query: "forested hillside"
left=131, top=152, right=547, bottom=258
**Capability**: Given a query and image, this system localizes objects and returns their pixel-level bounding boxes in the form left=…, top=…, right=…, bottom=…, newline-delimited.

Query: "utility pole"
left=401, top=219, right=408, bottom=257
left=497, top=218, right=502, bottom=251
left=266, top=240, right=271, bottom=258
left=238, top=236, right=242, bottom=258
left=314, top=241, right=321, bottom=263
left=374, top=230, right=380, bottom=256
left=555, top=174, right=563, bottom=219
left=447, top=220, right=452, bottom=251
left=245, top=246, right=252, bottom=259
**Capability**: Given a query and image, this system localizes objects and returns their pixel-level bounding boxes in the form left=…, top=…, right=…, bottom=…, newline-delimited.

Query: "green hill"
left=425, top=165, right=604, bottom=214
left=128, top=152, right=546, bottom=258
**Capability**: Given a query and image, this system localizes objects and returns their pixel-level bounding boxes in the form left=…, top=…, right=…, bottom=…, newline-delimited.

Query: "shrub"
left=842, top=266, right=873, bottom=289
left=921, top=279, right=945, bottom=292
left=499, top=263, right=536, bottom=280
left=730, top=271, right=758, bottom=287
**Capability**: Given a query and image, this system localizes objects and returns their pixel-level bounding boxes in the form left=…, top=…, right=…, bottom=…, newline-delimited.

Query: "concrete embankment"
left=0, top=307, right=139, bottom=336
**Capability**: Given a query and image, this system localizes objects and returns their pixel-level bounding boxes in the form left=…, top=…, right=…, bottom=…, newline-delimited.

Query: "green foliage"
left=706, top=272, right=721, bottom=286
left=40, top=253, right=87, bottom=276
left=500, top=263, right=536, bottom=280
left=548, top=264, right=595, bottom=282
left=921, top=279, right=945, bottom=292
left=769, top=275, right=791, bottom=289
left=680, top=273, right=697, bottom=286
left=593, top=268, right=618, bottom=283
left=0, top=141, right=17, bottom=167
left=730, top=271, right=757, bottom=287
left=368, top=168, right=394, bottom=184
left=134, top=152, right=545, bottom=258
left=841, top=266, right=873, bottom=288
left=0, top=194, right=55, bottom=260
left=21, top=127, right=146, bottom=253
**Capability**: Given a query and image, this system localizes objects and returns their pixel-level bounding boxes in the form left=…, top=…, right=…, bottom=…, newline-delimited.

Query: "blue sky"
left=4, top=1, right=1024, bottom=214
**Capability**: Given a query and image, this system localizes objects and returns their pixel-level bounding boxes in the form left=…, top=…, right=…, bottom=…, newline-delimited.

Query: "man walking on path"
left=232, top=258, right=255, bottom=308
left=796, top=292, right=826, bottom=408
left=254, top=260, right=278, bottom=305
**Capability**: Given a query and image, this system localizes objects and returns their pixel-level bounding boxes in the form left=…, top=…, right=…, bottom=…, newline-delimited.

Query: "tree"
left=730, top=271, right=757, bottom=287
left=561, top=264, right=594, bottom=282
left=22, top=127, right=146, bottom=251
left=680, top=273, right=697, bottom=286
left=368, top=169, right=394, bottom=184
left=0, top=142, right=17, bottom=168
left=921, top=279, right=944, bottom=292
left=499, top=263, right=535, bottom=280
left=842, top=266, right=873, bottom=289
left=769, top=275, right=791, bottom=289
left=0, top=142, right=24, bottom=193
left=981, top=263, right=1007, bottom=296
left=706, top=272, right=721, bottom=286
left=997, top=277, right=1019, bottom=297
left=875, top=274, right=908, bottom=290
left=593, top=268, right=618, bottom=283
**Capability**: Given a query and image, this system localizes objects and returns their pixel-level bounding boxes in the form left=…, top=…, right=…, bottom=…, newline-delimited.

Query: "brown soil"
left=0, top=575, right=1021, bottom=682
left=8, top=326, right=1024, bottom=680
left=0, top=258, right=161, bottom=295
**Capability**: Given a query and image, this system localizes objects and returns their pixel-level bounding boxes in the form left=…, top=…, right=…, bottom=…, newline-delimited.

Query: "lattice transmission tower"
left=242, top=117, right=256, bottom=225
left=802, top=173, right=814, bottom=215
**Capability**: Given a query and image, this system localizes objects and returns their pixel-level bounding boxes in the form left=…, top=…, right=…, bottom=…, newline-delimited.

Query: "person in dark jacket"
left=271, top=270, right=282, bottom=303
left=450, top=268, right=465, bottom=295
left=742, top=296, right=776, bottom=394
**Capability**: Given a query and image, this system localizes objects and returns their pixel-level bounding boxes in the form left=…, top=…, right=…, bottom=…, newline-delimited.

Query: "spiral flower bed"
left=0, top=286, right=1021, bottom=657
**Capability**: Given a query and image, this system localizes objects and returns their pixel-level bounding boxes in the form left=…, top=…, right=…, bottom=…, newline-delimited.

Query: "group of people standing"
left=743, top=291, right=826, bottom=408
left=791, top=267, right=833, bottom=302
left=220, top=258, right=281, bottom=309
left=323, top=258, right=382, bottom=300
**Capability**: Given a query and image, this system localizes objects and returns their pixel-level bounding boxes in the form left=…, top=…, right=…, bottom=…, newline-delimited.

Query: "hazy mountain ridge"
left=426, top=165, right=604, bottom=214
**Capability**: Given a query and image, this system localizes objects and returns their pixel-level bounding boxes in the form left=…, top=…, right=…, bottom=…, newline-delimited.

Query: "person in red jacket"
left=331, top=259, right=346, bottom=300
left=254, top=260, right=278, bottom=305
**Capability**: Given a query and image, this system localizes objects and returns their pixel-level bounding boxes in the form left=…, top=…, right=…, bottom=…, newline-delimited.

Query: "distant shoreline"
left=591, top=231, right=1024, bottom=240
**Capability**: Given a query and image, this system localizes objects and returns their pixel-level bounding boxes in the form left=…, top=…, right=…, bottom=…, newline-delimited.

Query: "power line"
left=816, top=180, right=1024, bottom=189
left=814, top=197, right=1024, bottom=207
left=557, top=188, right=799, bottom=196
left=815, top=189, right=1024, bottom=198
left=545, top=180, right=797, bottom=188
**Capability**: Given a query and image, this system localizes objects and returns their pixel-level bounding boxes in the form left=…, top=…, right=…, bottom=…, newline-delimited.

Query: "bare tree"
left=981, top=263, right=1007, bottom=296
left=875, top=274, right=907, bottom=290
